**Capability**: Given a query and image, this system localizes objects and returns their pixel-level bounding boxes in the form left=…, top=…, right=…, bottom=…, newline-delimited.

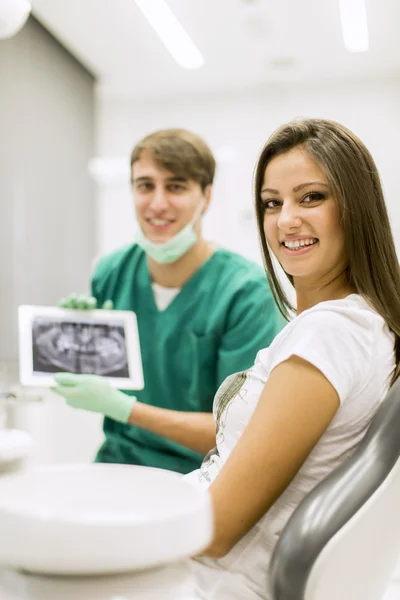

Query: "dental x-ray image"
left=31, top=317, right=129, bottom=378
left=19, top=306, right=144, bottom=389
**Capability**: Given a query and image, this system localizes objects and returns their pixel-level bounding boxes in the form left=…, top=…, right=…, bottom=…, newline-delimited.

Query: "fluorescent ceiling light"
left=339, top=0, right=369, bottom=53
left=134, top=0, right=204, bottom=69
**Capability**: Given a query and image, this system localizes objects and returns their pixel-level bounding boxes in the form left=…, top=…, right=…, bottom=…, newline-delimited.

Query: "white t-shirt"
left=151, top=282, right=181, bottom=311
left=184, top=294, right=395, bottom=600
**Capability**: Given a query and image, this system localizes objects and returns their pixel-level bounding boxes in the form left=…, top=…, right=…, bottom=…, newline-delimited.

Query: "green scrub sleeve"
left=217, top=278, right=285, bottom=385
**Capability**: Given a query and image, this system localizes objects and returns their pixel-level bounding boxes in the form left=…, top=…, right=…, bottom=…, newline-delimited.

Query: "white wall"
left=0, top=17, right=102, bottom=468
left=0, top=16, right=97, bottom=363
left=95, top=77, right=400, bottom=264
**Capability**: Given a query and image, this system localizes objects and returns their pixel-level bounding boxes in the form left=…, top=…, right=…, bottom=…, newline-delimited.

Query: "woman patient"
left=53, top=118, right=400, bottom=599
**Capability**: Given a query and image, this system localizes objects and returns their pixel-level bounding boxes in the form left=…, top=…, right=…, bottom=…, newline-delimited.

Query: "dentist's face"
left=261, top=148, right=347, bottom=284
left=132, top=151, right=211, bottom=243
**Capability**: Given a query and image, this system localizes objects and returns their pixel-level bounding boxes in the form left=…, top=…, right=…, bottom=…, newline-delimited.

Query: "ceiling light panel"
left=134, top=0, right=204, bottom=69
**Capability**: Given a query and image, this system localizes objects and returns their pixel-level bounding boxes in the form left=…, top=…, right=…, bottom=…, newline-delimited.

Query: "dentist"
left=54, top=128, right=283, bottom=473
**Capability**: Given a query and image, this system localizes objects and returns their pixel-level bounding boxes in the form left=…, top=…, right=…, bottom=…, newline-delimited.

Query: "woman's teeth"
left=283, top=238, right=318, bottom=249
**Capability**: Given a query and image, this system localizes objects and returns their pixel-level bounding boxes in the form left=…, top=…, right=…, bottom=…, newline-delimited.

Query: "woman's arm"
left=128, top=403, right=216, bottom=456
left=202, top=355, right=340, bottom=558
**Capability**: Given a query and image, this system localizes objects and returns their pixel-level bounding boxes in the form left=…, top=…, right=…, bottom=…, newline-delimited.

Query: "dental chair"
left=268, top=377, right=400, bottom=600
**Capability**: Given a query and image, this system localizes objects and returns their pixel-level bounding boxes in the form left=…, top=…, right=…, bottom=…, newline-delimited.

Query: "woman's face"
left=261, top=147, right=347, bottom=284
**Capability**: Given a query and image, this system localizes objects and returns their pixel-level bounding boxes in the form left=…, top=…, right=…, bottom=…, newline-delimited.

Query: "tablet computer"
left=18, top=305, right=144, bottom=390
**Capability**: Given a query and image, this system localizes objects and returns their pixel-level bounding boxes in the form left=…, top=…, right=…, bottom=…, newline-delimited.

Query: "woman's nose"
left=277, top=204, right=302, bottom=231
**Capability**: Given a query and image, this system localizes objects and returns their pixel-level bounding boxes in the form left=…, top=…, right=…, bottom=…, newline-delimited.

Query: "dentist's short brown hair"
left=130, top=128, right=216, bottom=191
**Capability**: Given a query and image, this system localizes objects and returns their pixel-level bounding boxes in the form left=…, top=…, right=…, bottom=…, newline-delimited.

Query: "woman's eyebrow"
left=261, top=181, right=330, bottom=194
left=293, top=181, right=330, bottom=192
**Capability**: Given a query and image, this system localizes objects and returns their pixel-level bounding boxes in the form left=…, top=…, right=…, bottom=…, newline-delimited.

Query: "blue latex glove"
left=52, top=373, right=136, bottom=423
left=59, top=294, right=114, bottom=310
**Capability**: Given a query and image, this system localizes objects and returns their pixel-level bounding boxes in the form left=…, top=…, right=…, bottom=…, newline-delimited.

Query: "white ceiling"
left=32, top=0, right=400, bottom=100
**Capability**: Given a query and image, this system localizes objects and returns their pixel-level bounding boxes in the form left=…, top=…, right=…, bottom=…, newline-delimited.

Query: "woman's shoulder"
left=255, top=294, right=395, bottom=404
left=269, top=294, right=393, bottom=357
left=295, top=294, right=385, bottom=330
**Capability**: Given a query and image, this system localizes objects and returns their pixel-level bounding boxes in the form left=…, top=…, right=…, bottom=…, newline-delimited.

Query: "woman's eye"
left=303, top=192, right=325, bottom=204
left=168, top=184, right=185, bottom=192
left=262, top=199, right=281, bottom=210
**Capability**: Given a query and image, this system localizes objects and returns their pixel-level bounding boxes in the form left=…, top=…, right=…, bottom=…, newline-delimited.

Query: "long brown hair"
left=254, top=118, right=400, bottom=383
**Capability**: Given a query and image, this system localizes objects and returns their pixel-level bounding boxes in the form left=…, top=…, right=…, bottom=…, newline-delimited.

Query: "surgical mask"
left=136, top=201, right=204, bottom=264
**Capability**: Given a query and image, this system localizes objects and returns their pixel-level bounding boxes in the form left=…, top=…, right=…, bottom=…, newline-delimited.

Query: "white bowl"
left=0, top=464, right=213, bottom=575
left=0, top=562, right=197, bottom=600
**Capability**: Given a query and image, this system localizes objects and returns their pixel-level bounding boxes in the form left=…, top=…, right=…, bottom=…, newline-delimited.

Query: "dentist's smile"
left=146, top=218, right=176, bottom=232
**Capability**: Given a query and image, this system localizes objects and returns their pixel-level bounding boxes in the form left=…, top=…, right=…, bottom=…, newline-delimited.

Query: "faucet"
left=0, top=389, right=42, bottom=431
left=0, top=392, right=17, bottom=429
left=0, top=391, right=35, bottom=473
left=0, top=392, right=17, bottom=400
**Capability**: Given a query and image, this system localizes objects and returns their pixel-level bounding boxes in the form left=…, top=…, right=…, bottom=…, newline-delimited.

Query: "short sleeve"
left=269, top=308, right=374, bottom=403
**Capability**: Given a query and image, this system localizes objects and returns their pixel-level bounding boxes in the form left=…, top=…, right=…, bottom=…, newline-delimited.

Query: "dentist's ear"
left=203, top=184, right=213, bottom=213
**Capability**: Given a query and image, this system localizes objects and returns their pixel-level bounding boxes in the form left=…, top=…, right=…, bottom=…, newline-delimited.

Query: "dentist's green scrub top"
left=92, top=244, right=284, bottom=474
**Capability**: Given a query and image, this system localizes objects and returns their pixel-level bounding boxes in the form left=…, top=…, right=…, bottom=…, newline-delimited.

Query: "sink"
left=0, top=464, right=213, bottom=575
